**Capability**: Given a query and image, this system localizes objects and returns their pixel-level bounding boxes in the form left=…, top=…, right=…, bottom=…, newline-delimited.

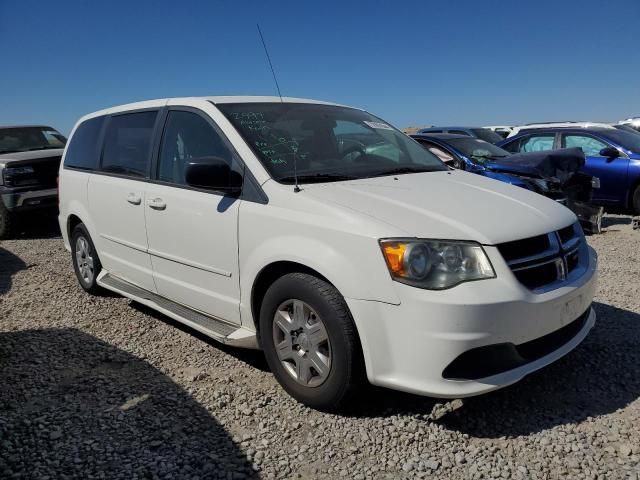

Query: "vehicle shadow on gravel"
left=0, top=247, right=26, bottom=295
left=0, top=328, right=259, bottom=479
left=130, top=302, right=271, bottom=372
left=342, top=302, right=640, bottom=436
left=435, top=301, right=640, bottom=438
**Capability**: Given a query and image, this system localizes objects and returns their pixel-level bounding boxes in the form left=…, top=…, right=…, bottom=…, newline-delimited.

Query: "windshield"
left=471, top=128, right=504, bottom=144
left=217, top=103, right=446, bottom=183
left=603, top=129, right=640, bottom=152
left=0, top=127, right=67, bottom=154
left=446, top=137, right=510, bottom=163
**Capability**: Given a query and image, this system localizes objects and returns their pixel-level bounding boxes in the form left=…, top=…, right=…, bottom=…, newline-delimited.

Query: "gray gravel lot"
left=1, top=213, right=639, bottom=479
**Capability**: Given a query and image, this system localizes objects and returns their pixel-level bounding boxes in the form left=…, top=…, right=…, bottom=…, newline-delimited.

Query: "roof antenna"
left=257, top=24, right=301, bottom=192
left=257, top=24, right=283, bottom=103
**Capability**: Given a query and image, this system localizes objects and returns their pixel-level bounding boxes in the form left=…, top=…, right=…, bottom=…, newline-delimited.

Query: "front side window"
left=101, top=111, right=158, bottom=177
left=0, top=126, right=66, bottom=154
left=428, top=146, right=454, bottom=162
left=217, top=103, right=446, bottom=183
left=64, top=116, right=105, bottom=170
left=562, top=134, right=608, bottom=157
left=158, top=110, right=236, bottom=185
left=519, top=134, right=555, bottom=152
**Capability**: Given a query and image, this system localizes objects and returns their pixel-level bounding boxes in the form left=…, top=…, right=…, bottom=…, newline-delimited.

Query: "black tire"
left=0, top=201, right=14, bottom=240
left=71, top=223, right=104, bottom=294
left=259, top=272, right=364, bottom=410
left=632, top=184, right=640, bottom=215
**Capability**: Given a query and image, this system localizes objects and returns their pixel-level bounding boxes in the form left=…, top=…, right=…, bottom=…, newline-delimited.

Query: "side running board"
left=97, top=272, right=258, bottom=349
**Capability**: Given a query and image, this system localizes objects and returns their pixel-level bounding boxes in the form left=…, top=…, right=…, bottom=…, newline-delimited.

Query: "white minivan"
left=58, top=97, right=597, bottom=409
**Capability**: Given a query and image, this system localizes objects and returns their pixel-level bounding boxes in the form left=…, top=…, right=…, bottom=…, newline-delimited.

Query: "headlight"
left=380, top=239, right=495, bottom=290
left=6, top=166, right=34, bottom=175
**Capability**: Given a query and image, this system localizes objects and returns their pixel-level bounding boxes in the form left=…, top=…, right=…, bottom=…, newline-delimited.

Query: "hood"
left=480, top=169, right=534, bottom=189
left=303, top=170, right=576, bottom=245
left=483, top=148, right=584, bottom=185
left=0, top=148, right=64, bottom=166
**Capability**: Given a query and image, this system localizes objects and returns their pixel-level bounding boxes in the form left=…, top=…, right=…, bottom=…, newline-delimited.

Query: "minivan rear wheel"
left=71, top=223, right=104, bottom=294
left=259, top=272, right=363, bottom=410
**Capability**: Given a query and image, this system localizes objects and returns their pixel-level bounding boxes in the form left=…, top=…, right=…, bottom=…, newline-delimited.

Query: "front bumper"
left=346, top=244, right=597, bottom=398
left=1, top=187, right=57, bottom=211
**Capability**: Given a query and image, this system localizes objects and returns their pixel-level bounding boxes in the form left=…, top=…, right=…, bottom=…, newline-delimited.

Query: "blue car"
left=411, top=133, right=603, bottom=233
left=497, top=127, right=640, bottom=213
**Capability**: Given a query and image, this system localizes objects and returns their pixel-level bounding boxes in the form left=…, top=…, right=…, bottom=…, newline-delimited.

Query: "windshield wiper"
left=278, top=173, right=358, bottom=184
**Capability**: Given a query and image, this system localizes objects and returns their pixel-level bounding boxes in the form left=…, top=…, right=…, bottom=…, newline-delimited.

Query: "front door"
left=561, top=133, right=630, bottom=203
left=144, top=108, right=242, bottom=324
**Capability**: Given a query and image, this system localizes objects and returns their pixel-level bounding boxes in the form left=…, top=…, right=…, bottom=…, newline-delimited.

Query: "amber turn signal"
left=381, top=242, right=407, bottom=276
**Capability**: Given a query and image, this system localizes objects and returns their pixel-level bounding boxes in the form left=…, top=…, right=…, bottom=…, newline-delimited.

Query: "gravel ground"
left=1, top=212, right=639, bottom=479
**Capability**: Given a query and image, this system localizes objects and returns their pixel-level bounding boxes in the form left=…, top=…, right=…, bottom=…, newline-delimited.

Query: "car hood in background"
left=0, top=148, right=65, bottom=166
left=303, top=170, right=576, bottom=245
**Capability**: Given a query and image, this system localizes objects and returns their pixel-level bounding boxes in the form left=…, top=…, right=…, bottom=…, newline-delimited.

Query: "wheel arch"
left=250, top=260, right=333, bottom=335
left=627, top=173, right=640, bottom=212
left=67, top=214, right=83, bottom=238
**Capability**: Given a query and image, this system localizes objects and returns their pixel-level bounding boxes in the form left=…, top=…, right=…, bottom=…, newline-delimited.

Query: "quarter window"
left=64, top=116, right=105, bottom=170
left=158, top=110, right=236, bottom=186
left=563, top=135, right=608, bottom=157
left=101, top=111, right=158, bottom=177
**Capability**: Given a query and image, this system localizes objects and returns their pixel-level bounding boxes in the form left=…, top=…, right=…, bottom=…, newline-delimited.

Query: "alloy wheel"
left=75, top=236, right=95, bottom=284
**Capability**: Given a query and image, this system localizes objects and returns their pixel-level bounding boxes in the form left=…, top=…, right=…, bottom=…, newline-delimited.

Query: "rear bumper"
left=1, top=187, right=57, bottom=211
left=347, top=245, right=597, bottom=398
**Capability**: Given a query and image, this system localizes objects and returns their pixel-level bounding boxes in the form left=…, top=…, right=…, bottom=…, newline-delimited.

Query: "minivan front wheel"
left=260, top=273, right=363, bottom=410
left=71, top=224, right=103, bottom=294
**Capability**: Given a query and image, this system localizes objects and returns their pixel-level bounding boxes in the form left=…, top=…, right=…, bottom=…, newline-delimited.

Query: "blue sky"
left=1, top=0, right=639, bottom=134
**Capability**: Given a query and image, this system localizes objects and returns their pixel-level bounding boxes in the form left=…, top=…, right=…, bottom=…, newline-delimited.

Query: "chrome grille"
left=498, top=223, right=584, bottom=290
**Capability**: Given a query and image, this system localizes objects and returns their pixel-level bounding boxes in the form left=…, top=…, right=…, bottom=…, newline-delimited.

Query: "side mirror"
left=599, top=146, right=620, bottom=158
left=184, top=156, right=243, bottom=193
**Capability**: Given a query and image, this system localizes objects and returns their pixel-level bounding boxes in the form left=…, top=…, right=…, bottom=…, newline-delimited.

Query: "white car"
left=58, top=97, right=597, bottom=409
left=506, top=122, right=616, bottom=138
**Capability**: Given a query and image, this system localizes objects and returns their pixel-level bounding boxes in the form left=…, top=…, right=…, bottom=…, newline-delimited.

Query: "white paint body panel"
left=87, top=174, right=156, bottom=292
left=58, top=96, right=598, bottom=399
left=144, top=182, right=241, bottom=324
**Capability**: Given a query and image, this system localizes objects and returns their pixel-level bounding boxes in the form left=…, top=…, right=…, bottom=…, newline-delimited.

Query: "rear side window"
left=63, top=117, right=105, bottom=170
left=101, top=111, right=158, bottom=177
left=449, top=130, right=471, bottom=136
left=520, top=134, right=555, bottom=152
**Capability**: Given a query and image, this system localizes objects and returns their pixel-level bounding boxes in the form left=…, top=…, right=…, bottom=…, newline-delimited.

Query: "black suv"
left=0, top=125, right=67, bottom=238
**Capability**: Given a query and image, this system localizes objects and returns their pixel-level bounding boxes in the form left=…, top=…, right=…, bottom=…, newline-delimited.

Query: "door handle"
left=127, top=193, right=142, bottom=205
left=147, top=197, right=166, bottom=210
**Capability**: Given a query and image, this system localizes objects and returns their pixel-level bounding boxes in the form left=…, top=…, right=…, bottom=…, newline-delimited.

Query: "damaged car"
left=411, top=133, right=603, bottom=233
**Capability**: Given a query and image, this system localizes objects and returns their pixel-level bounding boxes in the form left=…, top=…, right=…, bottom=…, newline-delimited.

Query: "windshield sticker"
left=364, top=121, right=393, bottom=130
